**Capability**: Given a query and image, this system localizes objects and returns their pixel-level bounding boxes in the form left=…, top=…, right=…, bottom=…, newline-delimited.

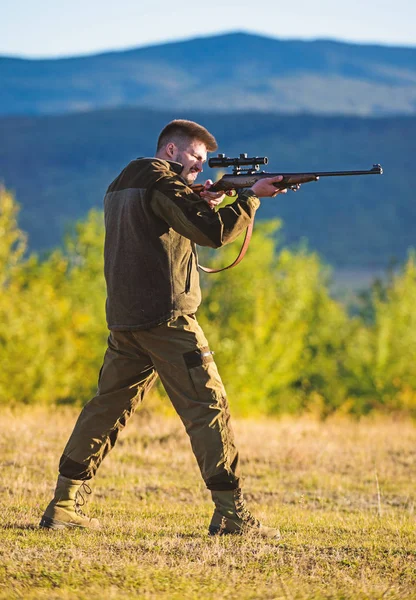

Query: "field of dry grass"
left=0, top=405, right=415, bottom=599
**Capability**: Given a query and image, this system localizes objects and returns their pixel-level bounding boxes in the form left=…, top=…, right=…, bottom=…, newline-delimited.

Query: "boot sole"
left=208, top=524, right=281, bottom=539
left=39, top=516, right=84, bottom=530
left=208, top=525, right=240, bottom=536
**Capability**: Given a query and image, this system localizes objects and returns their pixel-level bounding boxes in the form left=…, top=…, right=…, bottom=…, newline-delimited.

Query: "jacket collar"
left=136, top=157, right=183, bottom=175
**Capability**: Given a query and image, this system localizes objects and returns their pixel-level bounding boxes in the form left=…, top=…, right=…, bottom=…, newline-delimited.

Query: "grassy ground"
left=0, top=405, right=415, bottom=599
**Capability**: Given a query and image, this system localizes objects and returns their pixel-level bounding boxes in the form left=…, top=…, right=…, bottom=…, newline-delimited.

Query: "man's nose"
left=196, top=161, right=203, bottom=172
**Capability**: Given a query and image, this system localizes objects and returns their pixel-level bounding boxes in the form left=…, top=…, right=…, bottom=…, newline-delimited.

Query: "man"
left=40, top=119, right=286, bottom=537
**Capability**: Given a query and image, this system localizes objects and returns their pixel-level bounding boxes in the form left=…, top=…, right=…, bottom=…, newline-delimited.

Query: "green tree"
left=0, top=190, right=107, bottom=404
left=343, top=254, right=416, bottom=414
left=2, top=188, right=416, bottom=417
left=198, top=221, right=351, bottom=415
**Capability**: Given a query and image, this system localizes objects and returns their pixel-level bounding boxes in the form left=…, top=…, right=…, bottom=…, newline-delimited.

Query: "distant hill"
left=1, top=32, right=416, bottom=116
left=0, top=108, right=414, bottom=268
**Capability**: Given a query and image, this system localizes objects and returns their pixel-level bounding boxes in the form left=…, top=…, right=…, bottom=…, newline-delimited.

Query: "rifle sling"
left=198, top=219, right=254, bottom=273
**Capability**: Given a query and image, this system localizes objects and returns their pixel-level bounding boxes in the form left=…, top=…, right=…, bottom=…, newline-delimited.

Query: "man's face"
left=173, top=140, right=207, bottom=185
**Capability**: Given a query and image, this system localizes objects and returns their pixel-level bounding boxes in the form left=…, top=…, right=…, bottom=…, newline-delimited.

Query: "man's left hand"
left=200, top=180, right=226, bottom=209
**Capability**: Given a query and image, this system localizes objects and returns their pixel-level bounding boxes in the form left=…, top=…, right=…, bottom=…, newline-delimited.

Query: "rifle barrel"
left=310, top=165, right=383, bottom=177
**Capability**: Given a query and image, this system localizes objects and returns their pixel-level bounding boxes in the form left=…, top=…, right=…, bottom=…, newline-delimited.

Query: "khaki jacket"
left=104, top=158, right=260, bottom=330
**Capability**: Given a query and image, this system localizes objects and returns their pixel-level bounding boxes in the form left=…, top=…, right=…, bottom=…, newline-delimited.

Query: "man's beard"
left=183, top=171, right=198, bottom=185
left=176, top=150, right=198, bottom=185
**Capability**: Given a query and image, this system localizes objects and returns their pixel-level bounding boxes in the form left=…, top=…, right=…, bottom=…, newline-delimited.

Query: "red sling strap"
left=197, top=219, right=254, bottom=273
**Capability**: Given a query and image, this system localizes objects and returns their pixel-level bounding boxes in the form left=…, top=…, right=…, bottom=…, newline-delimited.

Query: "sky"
left=1, top=0, right=416, bottom=58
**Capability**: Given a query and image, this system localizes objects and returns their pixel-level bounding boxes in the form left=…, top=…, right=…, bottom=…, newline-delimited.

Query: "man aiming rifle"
left=40, top=119, right=286, bottom=537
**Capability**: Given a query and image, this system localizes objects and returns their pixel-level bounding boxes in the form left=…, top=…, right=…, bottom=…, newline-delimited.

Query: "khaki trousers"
left=59, top=315, right=240, bottom=491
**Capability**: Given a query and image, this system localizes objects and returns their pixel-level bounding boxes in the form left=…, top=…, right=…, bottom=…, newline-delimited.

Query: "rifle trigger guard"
left=289, top=184, right=301, bottom=192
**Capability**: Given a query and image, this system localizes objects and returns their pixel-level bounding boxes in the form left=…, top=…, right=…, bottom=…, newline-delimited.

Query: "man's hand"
left=200, top=180, right=226, bottom=209
left=251, top=175, right=288, bottom=198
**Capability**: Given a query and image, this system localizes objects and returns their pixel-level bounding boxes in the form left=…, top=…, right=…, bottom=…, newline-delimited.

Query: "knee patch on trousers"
left=59, top=455, right=92, bottom=480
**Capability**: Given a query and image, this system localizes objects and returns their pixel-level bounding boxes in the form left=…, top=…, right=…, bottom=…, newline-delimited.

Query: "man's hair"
left=156, top=119, right=218, bottom=152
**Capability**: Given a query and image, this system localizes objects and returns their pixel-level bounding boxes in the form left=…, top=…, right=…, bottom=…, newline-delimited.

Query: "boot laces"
left=234, top=489, right=260, bottom=528
left=74, top=482, right=92, bottom=516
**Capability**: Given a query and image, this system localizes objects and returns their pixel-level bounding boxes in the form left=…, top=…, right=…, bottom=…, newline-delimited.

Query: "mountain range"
left=1, top=32, right=416, bottom=116
left=1, top=32, right=415, bottom=270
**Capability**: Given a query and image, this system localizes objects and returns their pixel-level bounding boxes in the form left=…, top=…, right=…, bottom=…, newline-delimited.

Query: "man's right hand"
left=251, top=175, right=288, bottom=198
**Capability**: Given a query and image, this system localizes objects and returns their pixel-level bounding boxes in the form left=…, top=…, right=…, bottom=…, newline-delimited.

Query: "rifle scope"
left=208, top=153, right=268, bottom=168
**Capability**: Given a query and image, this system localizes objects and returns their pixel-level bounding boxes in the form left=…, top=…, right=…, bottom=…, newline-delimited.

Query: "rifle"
left=192, top=154, right=383, bottom=273
left=192, top=153, right=383, bottom=195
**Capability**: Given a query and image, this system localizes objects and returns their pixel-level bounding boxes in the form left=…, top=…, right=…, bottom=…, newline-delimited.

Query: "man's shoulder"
left=107, top=158, right=183, bottom=193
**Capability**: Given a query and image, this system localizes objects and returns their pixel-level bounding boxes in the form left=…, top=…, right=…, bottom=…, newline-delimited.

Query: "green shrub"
left=1, top=187, right=416, bottom=416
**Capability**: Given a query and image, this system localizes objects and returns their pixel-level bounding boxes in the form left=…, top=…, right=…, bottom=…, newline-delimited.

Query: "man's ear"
left=166, top=143, right=177, bottom=159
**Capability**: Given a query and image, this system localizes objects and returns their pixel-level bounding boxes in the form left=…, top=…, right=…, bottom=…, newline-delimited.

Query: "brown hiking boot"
left=39, top=475, right=100, bottom=530
left=209, top=489, right=280, bottom=539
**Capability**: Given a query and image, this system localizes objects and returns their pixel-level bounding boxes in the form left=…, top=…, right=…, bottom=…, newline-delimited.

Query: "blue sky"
left=1, top=0, right=416, bottom=58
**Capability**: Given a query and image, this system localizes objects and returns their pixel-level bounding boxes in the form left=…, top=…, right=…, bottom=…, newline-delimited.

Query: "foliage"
left=1, top=187, right=416, bottom=416
left=342, top=255, right=416, bottom=414
left=0, top=188, right=107, bottom=404
left=198, top=221, right=352, bottom=416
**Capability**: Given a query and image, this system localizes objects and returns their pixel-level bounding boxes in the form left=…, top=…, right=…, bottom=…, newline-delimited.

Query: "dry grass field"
left=0, top=405, right=415, bottom=599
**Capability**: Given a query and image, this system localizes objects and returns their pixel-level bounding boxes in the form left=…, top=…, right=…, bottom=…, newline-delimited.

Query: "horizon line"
left=1, top=29, right=416, bottom=61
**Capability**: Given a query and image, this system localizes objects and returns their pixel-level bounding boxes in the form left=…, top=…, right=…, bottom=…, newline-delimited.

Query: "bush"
left=1, top=188, right=416, bottom=417
left=0, top=188, right=107, bottom=404
left=198, top=221, right=352, bottom=415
